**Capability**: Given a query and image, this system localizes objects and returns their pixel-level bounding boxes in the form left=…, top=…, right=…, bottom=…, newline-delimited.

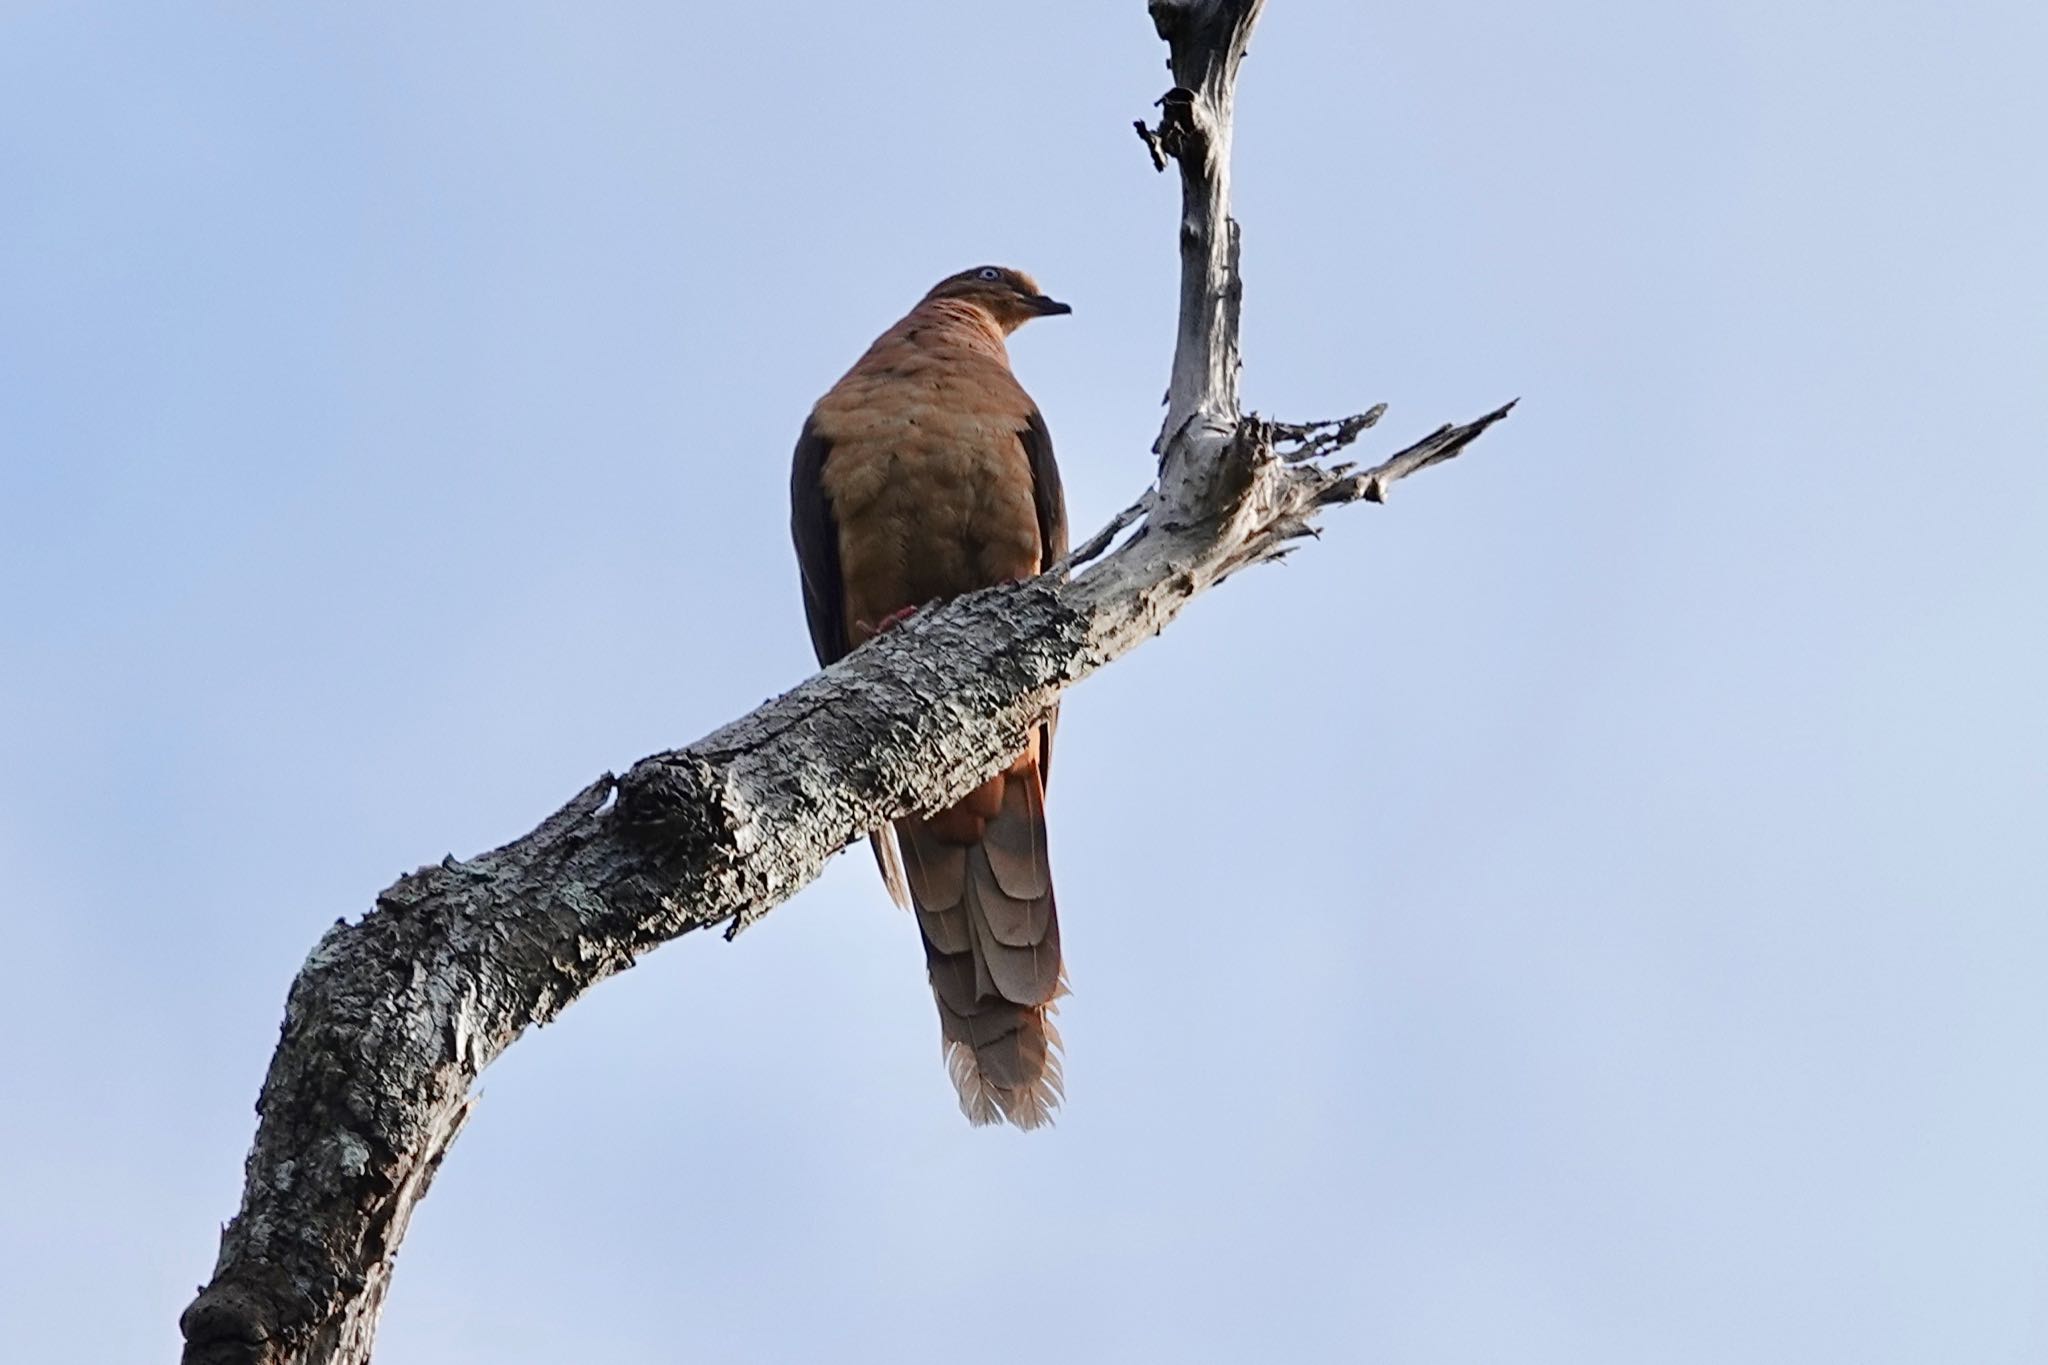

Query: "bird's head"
left=922, top=265, right=1072, bottom=334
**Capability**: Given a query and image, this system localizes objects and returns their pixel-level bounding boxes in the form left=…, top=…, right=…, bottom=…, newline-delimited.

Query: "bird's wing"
left=791, top=413, right=910, bottom=907
left=1023, top=405, right=1068, bottom=567
left=790, top=414, right=847, bottom=667
left=1021, top=406, right=1067, bottom=786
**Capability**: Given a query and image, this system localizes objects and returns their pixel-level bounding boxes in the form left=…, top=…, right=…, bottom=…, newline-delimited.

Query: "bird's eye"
left=977, top=267, right=1001, bottom=281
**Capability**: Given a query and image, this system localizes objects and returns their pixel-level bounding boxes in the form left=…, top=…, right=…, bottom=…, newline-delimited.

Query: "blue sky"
left=3, top=2, right=2045, bottom=1361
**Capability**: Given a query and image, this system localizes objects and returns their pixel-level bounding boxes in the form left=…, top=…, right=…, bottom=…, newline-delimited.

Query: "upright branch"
left=177, top=4, right=1511, bottom=1362
left=1146, top=0, right=1262, bottom=472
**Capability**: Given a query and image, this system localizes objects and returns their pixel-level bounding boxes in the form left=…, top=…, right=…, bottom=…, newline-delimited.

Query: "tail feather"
left=941, top=1000, right=1065, bottom=1130
left=979, top=774, right=1051, bottom=900
left=900, top=827, right=971, bottom=954
left=868, top=832, right=910, bottom=910
left=965, top=851, right=1060, bottom=1003
left=896, top=758, right=1064, bottom=1129
left=900, top=825, right=967, bottom=910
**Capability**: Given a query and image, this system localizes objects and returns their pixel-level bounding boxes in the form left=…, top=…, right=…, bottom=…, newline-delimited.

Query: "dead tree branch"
left=178, top=3, right=1510, bottom=1360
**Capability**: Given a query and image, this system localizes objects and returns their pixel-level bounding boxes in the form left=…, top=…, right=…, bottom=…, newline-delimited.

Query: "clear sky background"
left=3, top=2, right=2044, bottom=1361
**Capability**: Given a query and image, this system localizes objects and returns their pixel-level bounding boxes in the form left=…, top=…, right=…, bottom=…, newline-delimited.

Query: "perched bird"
left=790, top=265, right=1072, bottom=1128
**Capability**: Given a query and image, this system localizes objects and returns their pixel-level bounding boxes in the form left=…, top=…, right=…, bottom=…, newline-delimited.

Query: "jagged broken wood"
left=177, top=2, right=1512, bottom=1361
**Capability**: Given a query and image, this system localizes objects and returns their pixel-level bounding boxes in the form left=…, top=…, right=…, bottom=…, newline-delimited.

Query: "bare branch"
left=1271, top=404, right=1388, bottom=463
left=1345, top=401, right=1519, bottom=505
left=1134, top=116, right=1170, bottom=172
left=177, top=4, right=1510, bottom=1362
left=1140, top=0, right=1265, bottom=471
left=1061, top=488, right=1154, bottom=571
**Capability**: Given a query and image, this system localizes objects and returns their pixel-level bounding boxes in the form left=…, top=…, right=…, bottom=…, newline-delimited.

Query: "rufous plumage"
left=790, top=265, right=1071, bottom=1127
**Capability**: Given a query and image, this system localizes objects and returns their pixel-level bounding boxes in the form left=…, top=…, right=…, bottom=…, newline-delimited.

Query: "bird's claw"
left=854, top=604, right=922, bottom=638
left=873, top=604, right=920, bottom=633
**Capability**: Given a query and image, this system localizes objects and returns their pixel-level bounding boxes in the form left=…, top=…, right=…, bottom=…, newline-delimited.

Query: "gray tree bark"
left=178, top=3, right=1510, bottom=1360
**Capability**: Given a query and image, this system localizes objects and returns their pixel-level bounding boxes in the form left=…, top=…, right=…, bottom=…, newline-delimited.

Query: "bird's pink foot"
left=873, top=604, right=921, bottom=633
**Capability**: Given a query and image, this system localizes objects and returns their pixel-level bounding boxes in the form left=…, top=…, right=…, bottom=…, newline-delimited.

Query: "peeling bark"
left=179, top=3, right=1511, bottom=1360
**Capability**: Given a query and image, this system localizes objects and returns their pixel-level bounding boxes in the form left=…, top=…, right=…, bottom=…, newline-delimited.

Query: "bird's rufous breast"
left=810, top=309, right=1045, bottom=641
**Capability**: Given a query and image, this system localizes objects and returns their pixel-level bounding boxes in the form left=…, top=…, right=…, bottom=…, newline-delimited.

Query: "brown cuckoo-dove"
left=790, top=265, right=1071, bottom=1128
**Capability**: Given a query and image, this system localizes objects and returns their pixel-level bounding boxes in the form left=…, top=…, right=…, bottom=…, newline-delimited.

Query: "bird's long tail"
left=893, top=752, right=1064, bottom=1128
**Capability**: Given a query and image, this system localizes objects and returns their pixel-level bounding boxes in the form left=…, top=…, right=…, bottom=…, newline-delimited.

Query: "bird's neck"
left=905, top=299, right=1014, bottom=357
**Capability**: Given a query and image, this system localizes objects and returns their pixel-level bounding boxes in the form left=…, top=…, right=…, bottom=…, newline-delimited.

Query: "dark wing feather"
left=1023, top=407, right=1068, bottom=568
left=793, top=416, right=910, bottom=904
left=1020, top=407, right=1068, bottom=787
left=790, top=416, right=846, bottom=666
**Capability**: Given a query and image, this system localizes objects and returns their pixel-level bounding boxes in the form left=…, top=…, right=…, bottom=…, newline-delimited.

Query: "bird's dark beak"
left=1027, top=294, right=1073, bottom=317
